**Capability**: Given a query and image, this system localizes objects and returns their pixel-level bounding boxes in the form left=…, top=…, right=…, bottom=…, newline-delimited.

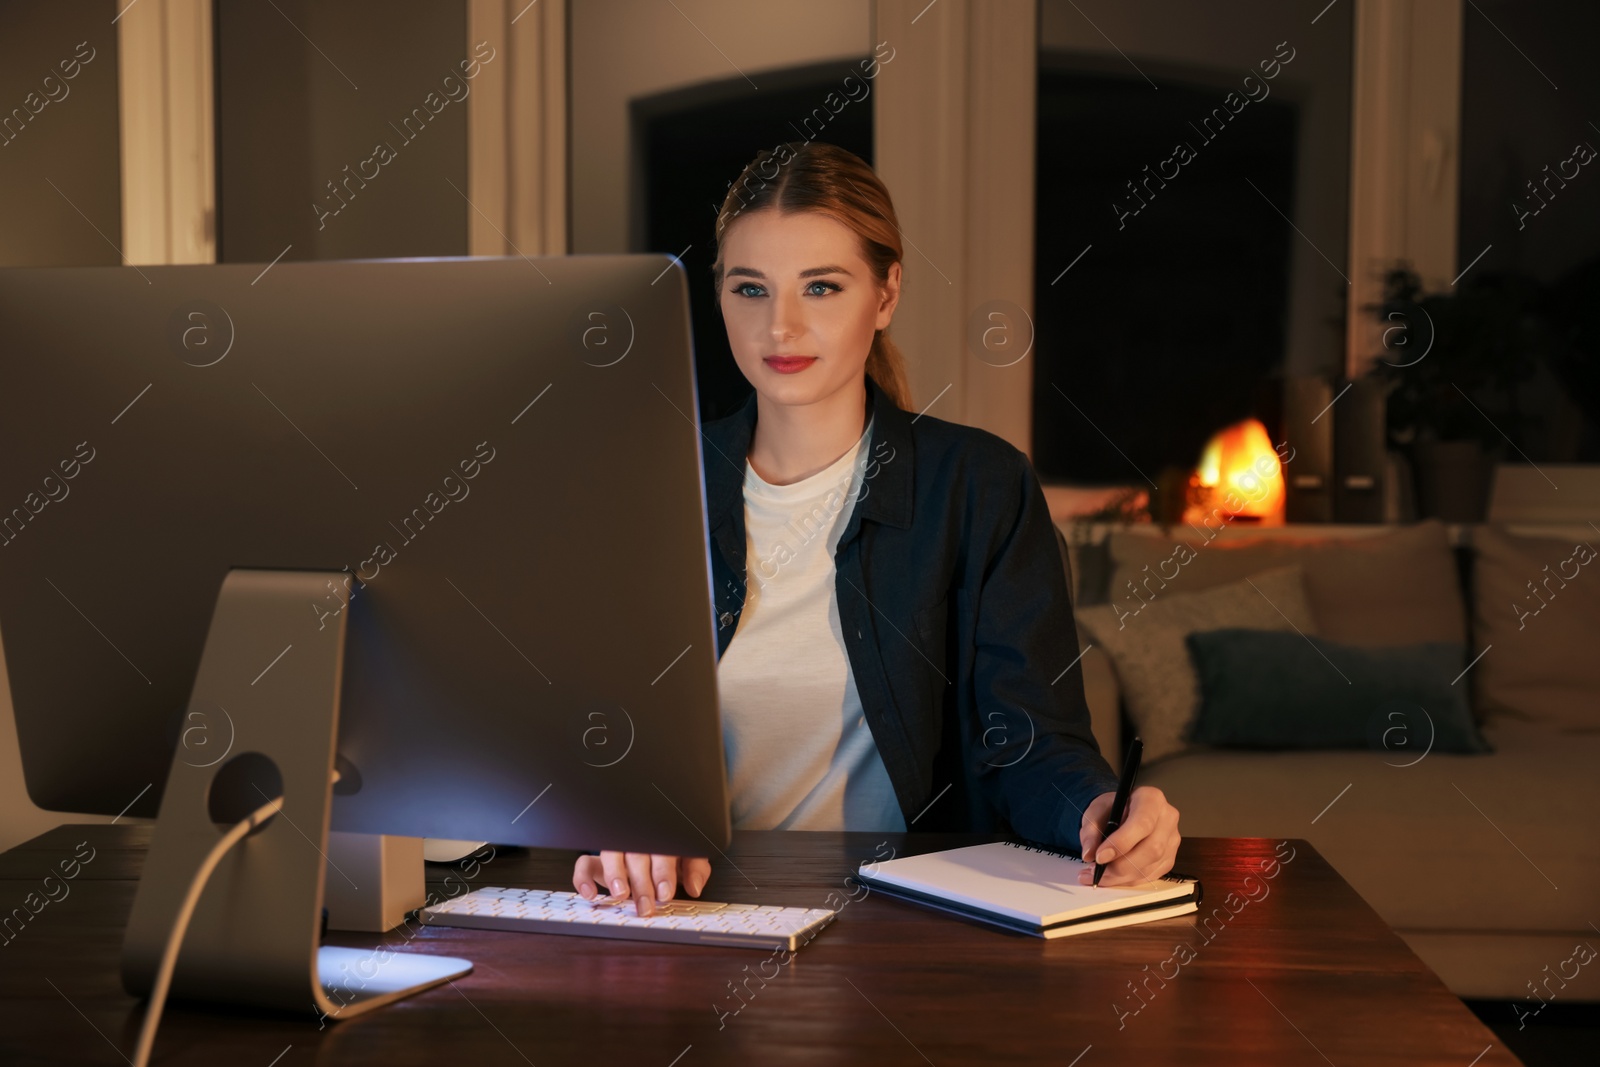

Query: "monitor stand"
left=120, top=569, right=471, bottom=1022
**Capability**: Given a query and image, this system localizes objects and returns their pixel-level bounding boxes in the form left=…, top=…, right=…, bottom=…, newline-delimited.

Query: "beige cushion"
left=1107, top=519, right=1467, bottom=648
left=1075, top=565, right=1316, bottom=765
left=1139, top=716, right=1600, bottom=936
left=1400, top=932, right=1600, bottom=1001
left=1471, top=525, right=1600, bottom=733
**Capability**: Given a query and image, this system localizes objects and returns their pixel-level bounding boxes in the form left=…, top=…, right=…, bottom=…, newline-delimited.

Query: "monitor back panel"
left=0, top=255, right=730, bottom=855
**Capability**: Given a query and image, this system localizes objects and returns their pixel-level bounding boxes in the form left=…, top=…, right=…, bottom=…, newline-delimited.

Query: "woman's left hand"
left=1077, top=785, right=1180, bottom=887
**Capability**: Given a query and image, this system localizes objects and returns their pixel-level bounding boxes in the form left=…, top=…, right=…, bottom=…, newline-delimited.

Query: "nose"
left=768, top=288, right=804, bottom=346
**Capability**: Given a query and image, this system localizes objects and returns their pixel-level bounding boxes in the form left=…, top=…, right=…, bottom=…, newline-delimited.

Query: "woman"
left=575, top=142, right=1179, bottom=916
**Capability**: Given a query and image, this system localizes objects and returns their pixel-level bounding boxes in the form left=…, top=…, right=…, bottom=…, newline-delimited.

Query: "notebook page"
left=861, top=841, right=1196, bottom=926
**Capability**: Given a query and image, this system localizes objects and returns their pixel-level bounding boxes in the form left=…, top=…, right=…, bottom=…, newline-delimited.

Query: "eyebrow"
left=725, top=265, right=854, bottom=280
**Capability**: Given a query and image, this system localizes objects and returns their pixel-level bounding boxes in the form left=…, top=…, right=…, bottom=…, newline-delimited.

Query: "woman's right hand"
left=572, top=851, right=712, bottom=917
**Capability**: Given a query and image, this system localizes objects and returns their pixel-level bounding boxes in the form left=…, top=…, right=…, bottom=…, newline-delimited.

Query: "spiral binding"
left=1000, top=839, right=1197, bottom=884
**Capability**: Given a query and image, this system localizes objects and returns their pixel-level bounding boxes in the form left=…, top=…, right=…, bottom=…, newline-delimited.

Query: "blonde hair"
left=710, top=141, right=911, bottom=412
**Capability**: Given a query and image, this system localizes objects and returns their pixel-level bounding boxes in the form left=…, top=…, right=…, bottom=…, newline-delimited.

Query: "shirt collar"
left=704, top=373, right=914, bottom=536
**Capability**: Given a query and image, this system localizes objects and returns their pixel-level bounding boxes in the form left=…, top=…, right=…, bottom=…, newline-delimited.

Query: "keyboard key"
left=420, top=887, right=837, bottom=949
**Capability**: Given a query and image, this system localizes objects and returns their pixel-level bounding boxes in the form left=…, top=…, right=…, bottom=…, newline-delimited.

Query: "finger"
left=1082, top=831, right=1175, bottom=887
left=1077, top=792, right=1113, bottom=861
left=625, top=852, right=655, bottom=916
left=1101, top=792, right=1176, bottom=869
left=1079, top=797, right=1173, bottom=886
left=1096, top=794, right=1161, bottom=865
left=1078, top=822, right=1102, bottom=864
left=1103, top=837, right=1175, bottom=887
left=682, top=857, right=711, bottom=897
left=651, top=855, right=679, bottom=904
left=599, top=850, right=630, bottom=902
left=573, top=854, right=604, bottom=899
left=1081, top=844, right=1157, bottom=886
left=1079, top=835, right=1100, bottom=867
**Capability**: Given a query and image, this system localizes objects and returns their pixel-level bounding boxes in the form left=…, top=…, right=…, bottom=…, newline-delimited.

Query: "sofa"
left=1057, top=517, right=1600, bottom=1003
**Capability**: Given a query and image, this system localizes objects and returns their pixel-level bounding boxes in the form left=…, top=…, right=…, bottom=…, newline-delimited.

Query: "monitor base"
left=422, top=837, right=493, bottom=864
left=316, top=945, right=470, bottom=1025
left=119, top=569, right=472, bottom=1021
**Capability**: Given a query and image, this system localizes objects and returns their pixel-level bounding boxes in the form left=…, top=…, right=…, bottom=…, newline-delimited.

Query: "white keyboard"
left=418, top=886, right=838, bottom=950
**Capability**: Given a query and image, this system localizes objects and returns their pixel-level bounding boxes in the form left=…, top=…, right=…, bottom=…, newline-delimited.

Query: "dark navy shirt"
left=702, top=374, right=1120, bottom=852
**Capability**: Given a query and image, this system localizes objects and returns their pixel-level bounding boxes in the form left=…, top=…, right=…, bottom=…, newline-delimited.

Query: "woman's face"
left=717, top=209, right=900, bottom=408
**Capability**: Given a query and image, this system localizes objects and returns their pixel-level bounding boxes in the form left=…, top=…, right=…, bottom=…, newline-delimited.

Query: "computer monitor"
left=0, top=254, right=730, bottom=1015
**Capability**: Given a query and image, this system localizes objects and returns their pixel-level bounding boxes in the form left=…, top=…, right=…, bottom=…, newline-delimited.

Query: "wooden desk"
left=0, top=825, right=1519, bottom=1065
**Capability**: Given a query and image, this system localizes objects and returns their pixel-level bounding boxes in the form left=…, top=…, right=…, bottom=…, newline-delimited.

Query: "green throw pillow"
left=1184, top=628, right=1493, bottom=754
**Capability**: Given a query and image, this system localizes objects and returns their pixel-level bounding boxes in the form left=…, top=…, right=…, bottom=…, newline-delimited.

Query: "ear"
left=875, top=261, right=903, bottom=330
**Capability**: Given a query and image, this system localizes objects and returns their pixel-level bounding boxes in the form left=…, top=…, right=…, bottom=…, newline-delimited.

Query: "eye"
left=727, top=280, right=841, bottom=298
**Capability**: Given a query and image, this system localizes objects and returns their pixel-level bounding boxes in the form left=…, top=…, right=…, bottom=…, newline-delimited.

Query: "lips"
left=764, top=356, right=817, bottom=374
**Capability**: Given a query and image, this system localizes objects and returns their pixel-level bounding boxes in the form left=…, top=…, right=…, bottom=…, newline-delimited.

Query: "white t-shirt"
left=717, top=415, right=907, bottom=832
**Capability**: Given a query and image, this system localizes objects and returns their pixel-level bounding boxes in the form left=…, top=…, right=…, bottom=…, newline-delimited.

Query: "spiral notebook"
left=855, top=840, right=1203, bottom=939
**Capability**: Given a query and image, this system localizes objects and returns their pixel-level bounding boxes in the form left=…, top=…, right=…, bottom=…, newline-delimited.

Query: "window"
left=1033, top=1, right=1352, bottom=484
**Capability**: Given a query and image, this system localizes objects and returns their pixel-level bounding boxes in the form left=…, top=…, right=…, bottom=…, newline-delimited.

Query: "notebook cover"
left=859, top=878, right=1201, bottom=939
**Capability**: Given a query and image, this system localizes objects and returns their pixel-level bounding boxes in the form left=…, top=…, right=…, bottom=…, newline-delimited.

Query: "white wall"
left=569, top=0, right=1351, bottom=378
left=569, top=0, right=872, bottom=254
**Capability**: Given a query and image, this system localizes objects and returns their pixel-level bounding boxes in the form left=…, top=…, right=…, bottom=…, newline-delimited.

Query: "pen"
left=1093, top=735, right=1143, bottom=888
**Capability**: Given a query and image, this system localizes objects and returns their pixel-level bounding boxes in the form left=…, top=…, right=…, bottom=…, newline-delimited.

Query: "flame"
left=1182, top=418, right=1285, bottom=525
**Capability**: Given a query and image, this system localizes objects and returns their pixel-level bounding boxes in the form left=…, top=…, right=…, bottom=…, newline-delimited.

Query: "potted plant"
left=1369, top=265, right=1544, bottom=521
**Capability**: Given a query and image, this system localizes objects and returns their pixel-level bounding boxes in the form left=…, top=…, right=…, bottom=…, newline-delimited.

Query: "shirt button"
left=720, top=612, right=734, bottom=626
